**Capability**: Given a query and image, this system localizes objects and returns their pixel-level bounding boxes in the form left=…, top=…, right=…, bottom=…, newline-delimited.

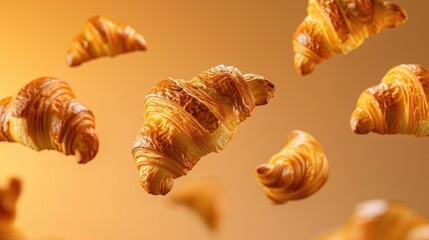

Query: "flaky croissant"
left=0, top=77, right=99, bottom=163
left=132, top=65, right=275, bottom=195
left=170, top=177, right=227, bottom=231
left=293, top=0, right=407, bottom=75
left=315, top=199, right=429, bottom=240
left=351, top=64, right=429, bottom=136
left=0, top=177, right=25, bottom=239
left=66, top=15, right=147, bottom=67
left=255, top=130, right=328, bottom=204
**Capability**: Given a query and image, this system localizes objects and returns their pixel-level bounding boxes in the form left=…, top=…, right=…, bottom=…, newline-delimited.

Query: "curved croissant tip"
left=66, top=53, right=80, bottom=67
left=256, top=164, right=271, bottom=175
left=136, top=35, right=147, bottom=51
left=140, top=173, right=174, bottom=196
left=294, top=53, right=316, bottom=76
left=350, top=111, right=371, bottom=135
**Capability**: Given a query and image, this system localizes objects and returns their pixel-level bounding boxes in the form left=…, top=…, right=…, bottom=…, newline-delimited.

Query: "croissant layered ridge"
left=255, top=130, right=329, bottom=204
left=67, top=15, right=147, bottom=67
left=133, top=65, right=275, bottom=195
left=293, top=0, right=407, bottom=75
left=351, top=64, right=429, bottom=136
left=0, top=78, right=99, bottom=163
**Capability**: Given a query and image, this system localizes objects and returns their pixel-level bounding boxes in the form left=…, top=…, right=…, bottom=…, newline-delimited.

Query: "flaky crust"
left=255, top=130, right=329, bottom=204
left=293, top=0, right=407, bottom=75
left=0, top=78, right=98, bottom=163
left=315, top=200, right=429, bottom=240
left=351, top=64, right=429, bottom=136
left=132, top=65, right=275, bottom=195
left=67, top=15, right=146, bottom=67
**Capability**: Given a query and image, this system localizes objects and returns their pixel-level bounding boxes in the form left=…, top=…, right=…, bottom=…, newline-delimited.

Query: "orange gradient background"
left=0, top=0, right=428, bottom=239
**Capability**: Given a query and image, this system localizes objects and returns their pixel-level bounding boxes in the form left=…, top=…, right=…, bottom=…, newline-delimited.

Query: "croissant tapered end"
left=67, top=15, right=147, bottom=67
left=350, top=106, right=374, bottom=134
left=139, top=165, right=174, bottom=196
left=294, top=52, right=318, bottom=76
left=73, top=128, right=99, bottom=164
left=256, top=163, right=287, bottom=205
left=244, top=74, right=275, bottom=106
left=382, top=2, right=408, bottom=28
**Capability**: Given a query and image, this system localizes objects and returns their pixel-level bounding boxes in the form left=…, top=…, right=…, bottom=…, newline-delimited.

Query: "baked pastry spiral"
left=132, top=65, right=275, bottom=195
left=351, top=64, right=429, bottom=136
left=293, top=0, right=407, bottom=75
left=0, top=177, right=25, bottom=239
left=255, top=130, right=328, bottom=204
left=170, top=177, right=227, bottom=231
left=0, top=77, right=99, bottom=163
left=67, top=15, right=147, bottom=67
left=315, top=199, right=429, bottom=240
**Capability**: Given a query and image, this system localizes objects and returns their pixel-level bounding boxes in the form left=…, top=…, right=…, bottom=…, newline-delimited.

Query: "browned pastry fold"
left=0, top=177, right=25, bottom=239
left=293, top=0, right=407, bottom=75
left=315, top=199, right=429, bottom=240
left=0, top=78, right=98, bottom=163
left=351, top=64, right=429, bottom=136
left=255, top=130, right=328, bottom=204
left=132, top=65, right=275, bottom=195
left=66, top=15, right=146, bottom=67
left=170, top=177, right=227, bottom=231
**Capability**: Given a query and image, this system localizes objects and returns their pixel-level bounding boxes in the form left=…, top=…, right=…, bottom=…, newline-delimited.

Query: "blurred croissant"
left=406, top=225, right=429, bottom=240
left=315, top=199, right=429, bottom=240
left=170, top=177, right=227, bottom=231
left=0, top=77, right=99, bottom=163
left=132, top=65, right=275, bottom=195
left=0, top=178, right=26, bottom=239
left=351, top=64, right=429, bottom=136
left=293, top=0, right=407, bottom=75
left=255, top=130, right=328, bottom=204
left=67, top=15, right=147, bottom=67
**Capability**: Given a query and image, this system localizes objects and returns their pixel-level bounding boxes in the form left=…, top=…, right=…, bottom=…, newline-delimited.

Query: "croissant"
left=351, top=64, right=429, bottom=136
left=406, top=225, right=429, bottom=240
left=293, top=0, right=407, bottom=75
left=0, top=77, right=99, bottom=163
left=0, top=177, right=25, bottom=239
left=255, top=130, right=328, bottom=204
left=170, top=177, right=227, bottom=231
left=314, top=199, right=429, bottom=240
left=66, top=15, right=147, bottom=67
left=132, top=65, right=275, bottom=195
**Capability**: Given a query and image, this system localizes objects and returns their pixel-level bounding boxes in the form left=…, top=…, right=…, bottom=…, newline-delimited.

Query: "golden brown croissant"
left=255, top=130, right=328, bottom=204
left=132, top=65, right=275, bottom=195
left=351, top=64, right=429, bottom=136
left=293, top=0, right=407, bottom=75
left=315, top=199, right=429, bottom=240
left=170, top=177, right=227, bottom=231
left=0, top=177, right=25, bottom=239
left=66, top=15, right=147, bottom=67
left=0, top=77, right=98, bottom=163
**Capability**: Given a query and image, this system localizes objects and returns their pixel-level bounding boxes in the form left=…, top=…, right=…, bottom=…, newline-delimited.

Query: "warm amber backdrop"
left=0, top=0, right=428, bottom=239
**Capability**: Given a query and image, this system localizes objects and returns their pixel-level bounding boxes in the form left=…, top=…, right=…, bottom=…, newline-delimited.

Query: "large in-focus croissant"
left=0, top=177, right=25, bottom=239
left=0, top=77, right=99, bottom=163
left=67, top=15, right=147, bottom=67
left=351, top=64, right=429, bottom=136
left=132, top=65, right=275, bottom=195
left=314, top=199, right=429, bottom=240
left=255, top=130, right=328, bottom=204
left=293, top=0, right=407, bottom=75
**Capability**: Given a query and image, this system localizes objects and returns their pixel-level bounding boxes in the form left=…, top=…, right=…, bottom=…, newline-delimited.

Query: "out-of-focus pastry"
left=0, top=178, right=25, bottom=239
left=170, top=177, right=227, bottom=231
left=351, top=64, right=429, bottom=136
left=293, top=0, right=407, bottom=75
left=255, top=130, right=328, bottom=204
left=314, top=199, right=429, bottom=240
left=0, top=77, right=99, bottom=163
left=132, top=64, right=275, bottom=195
left=66, top=15, right=147, bottom=67
left=406, top=225, right=429, bottom=240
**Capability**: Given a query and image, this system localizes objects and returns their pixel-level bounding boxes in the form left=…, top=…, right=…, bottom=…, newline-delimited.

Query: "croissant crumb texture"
left=66, top=15, right=147, bottom=67
left=132, top=64, right=275, bottom=195
left=170, top=177, right=227, bottom=231
left=255, top=130, right=329, bottom=204
left=315, top=199, right=429, bottom=240
left=351, top=64, right=429, bottom=136
left=0, top=77, right=99, bottom=163
left=293, top=0, right=407, bottom=75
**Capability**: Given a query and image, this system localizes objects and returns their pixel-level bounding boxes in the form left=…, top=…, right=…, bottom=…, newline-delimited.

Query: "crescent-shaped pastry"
left=351, top=64, right=429, bottom=136
left=0, top=178, right=25, bottom=239
left=132, top=64, right=275, bottom=195
left=0, top=77, right=99, bottom=163
left=170, top=177, right=227, bottom=231
left=293, top=0, right=407, bottom=75
left=315, top=199, right=429, bottom=240
left=255, top=130, right=328, bottom=204
left=66, top=15, right=147, bottom=67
